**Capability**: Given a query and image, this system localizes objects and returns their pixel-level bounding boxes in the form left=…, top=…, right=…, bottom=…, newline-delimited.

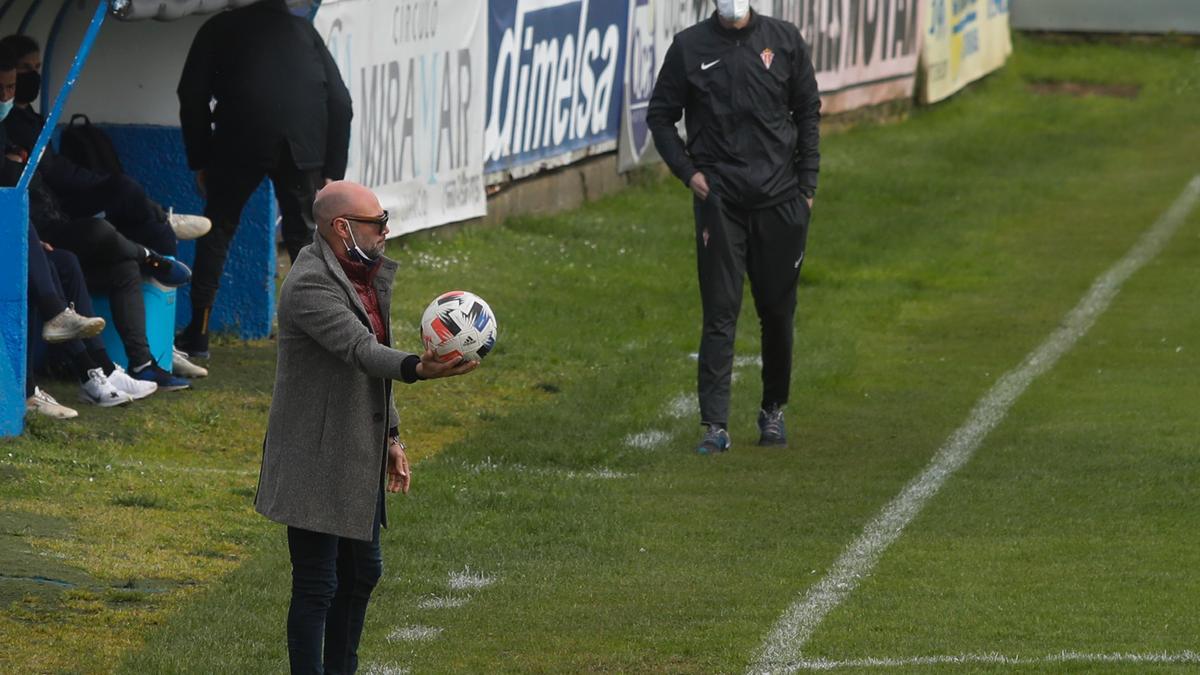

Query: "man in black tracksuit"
left=176, top=0, right=352, bottom=358
left=648, top=3, right=820, bottom=453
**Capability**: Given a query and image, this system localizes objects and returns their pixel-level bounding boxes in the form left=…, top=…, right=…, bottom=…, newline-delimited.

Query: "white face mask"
left=341, top=220, right=379, bottom=264
left=716, top=0, right=750, bottom=21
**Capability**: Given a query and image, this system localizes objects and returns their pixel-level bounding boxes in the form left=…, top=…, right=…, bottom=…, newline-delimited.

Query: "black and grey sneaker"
left=696, top=425, right=732, bottom=455
left=757, top=406, right=787, bottom=446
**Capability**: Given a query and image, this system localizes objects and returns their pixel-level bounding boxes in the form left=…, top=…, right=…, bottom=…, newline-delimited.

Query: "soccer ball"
left=420, top=291, right=498, bottom=363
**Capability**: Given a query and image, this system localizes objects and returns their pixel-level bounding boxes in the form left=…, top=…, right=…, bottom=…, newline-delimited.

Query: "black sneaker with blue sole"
left=131, top=363, right=191, bottom=392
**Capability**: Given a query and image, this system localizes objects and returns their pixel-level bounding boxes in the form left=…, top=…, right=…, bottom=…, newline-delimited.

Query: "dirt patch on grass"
left=0, top=511, right=93, bottom=607
left=1028, top=80, right=1141, bottom=99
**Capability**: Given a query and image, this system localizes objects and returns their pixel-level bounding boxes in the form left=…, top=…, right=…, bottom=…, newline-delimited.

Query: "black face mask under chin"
left=15, top=71, right=40, bottom=105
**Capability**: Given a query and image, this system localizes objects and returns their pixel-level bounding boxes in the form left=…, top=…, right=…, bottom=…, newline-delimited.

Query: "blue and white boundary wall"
left=313, top=0, right=488, bottom=237
left=484, top=0, right=627, bottom=183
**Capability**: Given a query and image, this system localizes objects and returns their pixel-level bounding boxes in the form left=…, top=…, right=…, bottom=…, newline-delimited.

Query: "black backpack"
left=59, top=114, right=125, bottom=177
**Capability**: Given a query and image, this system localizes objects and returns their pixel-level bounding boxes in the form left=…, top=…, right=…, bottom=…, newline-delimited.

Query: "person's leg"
left=28, top=223, right=67, bottom=319
left=45, top=249, right=95, bottom=378
left=50, top=250, right=114, bottom=362
left=48, top=160, right=177, bottom=256
left=695, top=193, right=749, bottom=431
left=48, top=217, right=145, bottom=267
left=323, top=493, right=384, bottom=675
left=269, top=155, right=322, bottom=263
left=287, top=526, right=341, bottom=675
left=43, top=249, right=135, bottom=407
left=746, top=197, right=810, bottom=418
left=88, top=260, right=154, bottom=370
left=181, top=162, right=265, bottom=351
left=98, top=174, right=178, bottom=256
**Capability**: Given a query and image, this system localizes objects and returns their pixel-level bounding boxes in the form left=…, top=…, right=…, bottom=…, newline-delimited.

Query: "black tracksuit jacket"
left=647, top=11, right=821, bottom=209
left=177, top=0, right=352, bottom=178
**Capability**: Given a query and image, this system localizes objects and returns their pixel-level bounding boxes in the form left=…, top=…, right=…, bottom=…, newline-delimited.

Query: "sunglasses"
left=341, top=211, right=390, bottom=234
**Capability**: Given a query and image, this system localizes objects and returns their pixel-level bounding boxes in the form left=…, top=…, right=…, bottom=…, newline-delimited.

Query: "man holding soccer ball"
left=256, top=180, right=475, bottom=673
left=648, top=0, right=821, bottom=454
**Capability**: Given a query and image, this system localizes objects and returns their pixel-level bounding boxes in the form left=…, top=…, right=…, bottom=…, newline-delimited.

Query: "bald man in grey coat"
left=256, top=180, right=474, bottom=673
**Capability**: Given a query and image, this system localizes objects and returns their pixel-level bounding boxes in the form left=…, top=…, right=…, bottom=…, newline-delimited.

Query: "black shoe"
left=131, top=363, right=191, bottom=392
left=176, top=327, right=210, bottom=360
left=757, top=406, right=787, bottom=447
left=142, top=251, right=192, bottom=287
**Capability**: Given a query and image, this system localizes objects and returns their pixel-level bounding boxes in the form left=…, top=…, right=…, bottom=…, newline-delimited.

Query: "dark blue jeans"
left=286, top=493, right=383, bottom=675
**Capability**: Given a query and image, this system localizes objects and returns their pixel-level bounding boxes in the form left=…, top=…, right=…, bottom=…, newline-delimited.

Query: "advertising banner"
left=920, top=0, right=1011, bottom=103
left=485, top=0, right=628, bottom=178
left=618, top=0, right=716, bottom=172
left=315, top=0, right=488, bottom=236
left=768, top=0, right=925, bottom=113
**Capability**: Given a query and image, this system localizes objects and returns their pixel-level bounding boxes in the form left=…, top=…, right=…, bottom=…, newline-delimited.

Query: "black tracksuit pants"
left=694, top=192, right=810, bottom=427
left=190, top=147, right=321, bottom=312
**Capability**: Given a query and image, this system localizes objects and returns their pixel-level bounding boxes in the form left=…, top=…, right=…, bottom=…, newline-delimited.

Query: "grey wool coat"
left=256, top=232, right=416, bottom=541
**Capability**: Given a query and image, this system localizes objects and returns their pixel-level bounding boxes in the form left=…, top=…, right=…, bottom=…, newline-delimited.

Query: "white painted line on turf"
left=625, top=430, right=671, bottom=449
left=789, top=650, right=1200, bottom=670
left=386, top=625, right=442, bottom=642
left=687, top=353, right=764, bottom=369
left=448, top=566, right=497, bottom=591
left=0, top=458, right=257, bottom=478
left=455, top=458, right=630, bottom=480
left=749, top=174, right=1200, bottom=674
left=417, top=594, right=471, bottom=610
left=665, top=392, right=698, bottom=419
left=110, top=460, right=258, bottom=477
left=361, top=664, right=410, bottom=675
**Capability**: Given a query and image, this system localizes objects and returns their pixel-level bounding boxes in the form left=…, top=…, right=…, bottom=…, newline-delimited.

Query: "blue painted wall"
left=0, top=188, right=30, bottom=436
left=93, top=124, right=278, bottom=339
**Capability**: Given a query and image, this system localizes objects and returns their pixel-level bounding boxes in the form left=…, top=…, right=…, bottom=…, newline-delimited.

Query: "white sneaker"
left=168, top=209, right=212, bottom=240
left=172, top=347, right=208, bottom=378
left=26, top=387, right=79, bottom=419
left=79, top=368, right=132, bottom=407
left=42, top=304, right=105, bottom=343
left=107, top=365, right=159, bottom=400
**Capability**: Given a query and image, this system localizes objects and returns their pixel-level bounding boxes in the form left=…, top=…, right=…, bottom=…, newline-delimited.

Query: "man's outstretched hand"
left=415, top=349, right=478, bottom=379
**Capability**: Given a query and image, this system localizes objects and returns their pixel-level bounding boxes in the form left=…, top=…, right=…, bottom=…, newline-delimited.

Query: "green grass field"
left=3, top=36, right=1199, bottom=673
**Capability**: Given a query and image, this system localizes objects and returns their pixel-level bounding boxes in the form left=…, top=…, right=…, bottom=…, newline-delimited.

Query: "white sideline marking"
left=686, top=353, right=764, bottom=369
left=790, top=651, right=1200, bottom=670
left=361, top=664, right=411, bottom=675
left=111, top=460, right=257, bottom=477
left=0, top=458, right=256, bottom=478
left=750, top=175, right=1200, bottom=673
left=456, top=458, right=630, bottom=480
left=386, top=625, right=442, bottom=642
left=625, top=430, right=671, bottom=449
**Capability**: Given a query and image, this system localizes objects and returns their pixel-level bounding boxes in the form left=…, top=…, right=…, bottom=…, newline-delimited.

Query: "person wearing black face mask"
left=14, top=67, right=37, bottom=102
left=0, top=33, right=42, bottom=153
left=258, top=180, right=476, bottom=674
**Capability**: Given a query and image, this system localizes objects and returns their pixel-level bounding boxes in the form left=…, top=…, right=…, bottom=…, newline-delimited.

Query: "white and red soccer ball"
left=420, top=291, right=498, bottom=363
